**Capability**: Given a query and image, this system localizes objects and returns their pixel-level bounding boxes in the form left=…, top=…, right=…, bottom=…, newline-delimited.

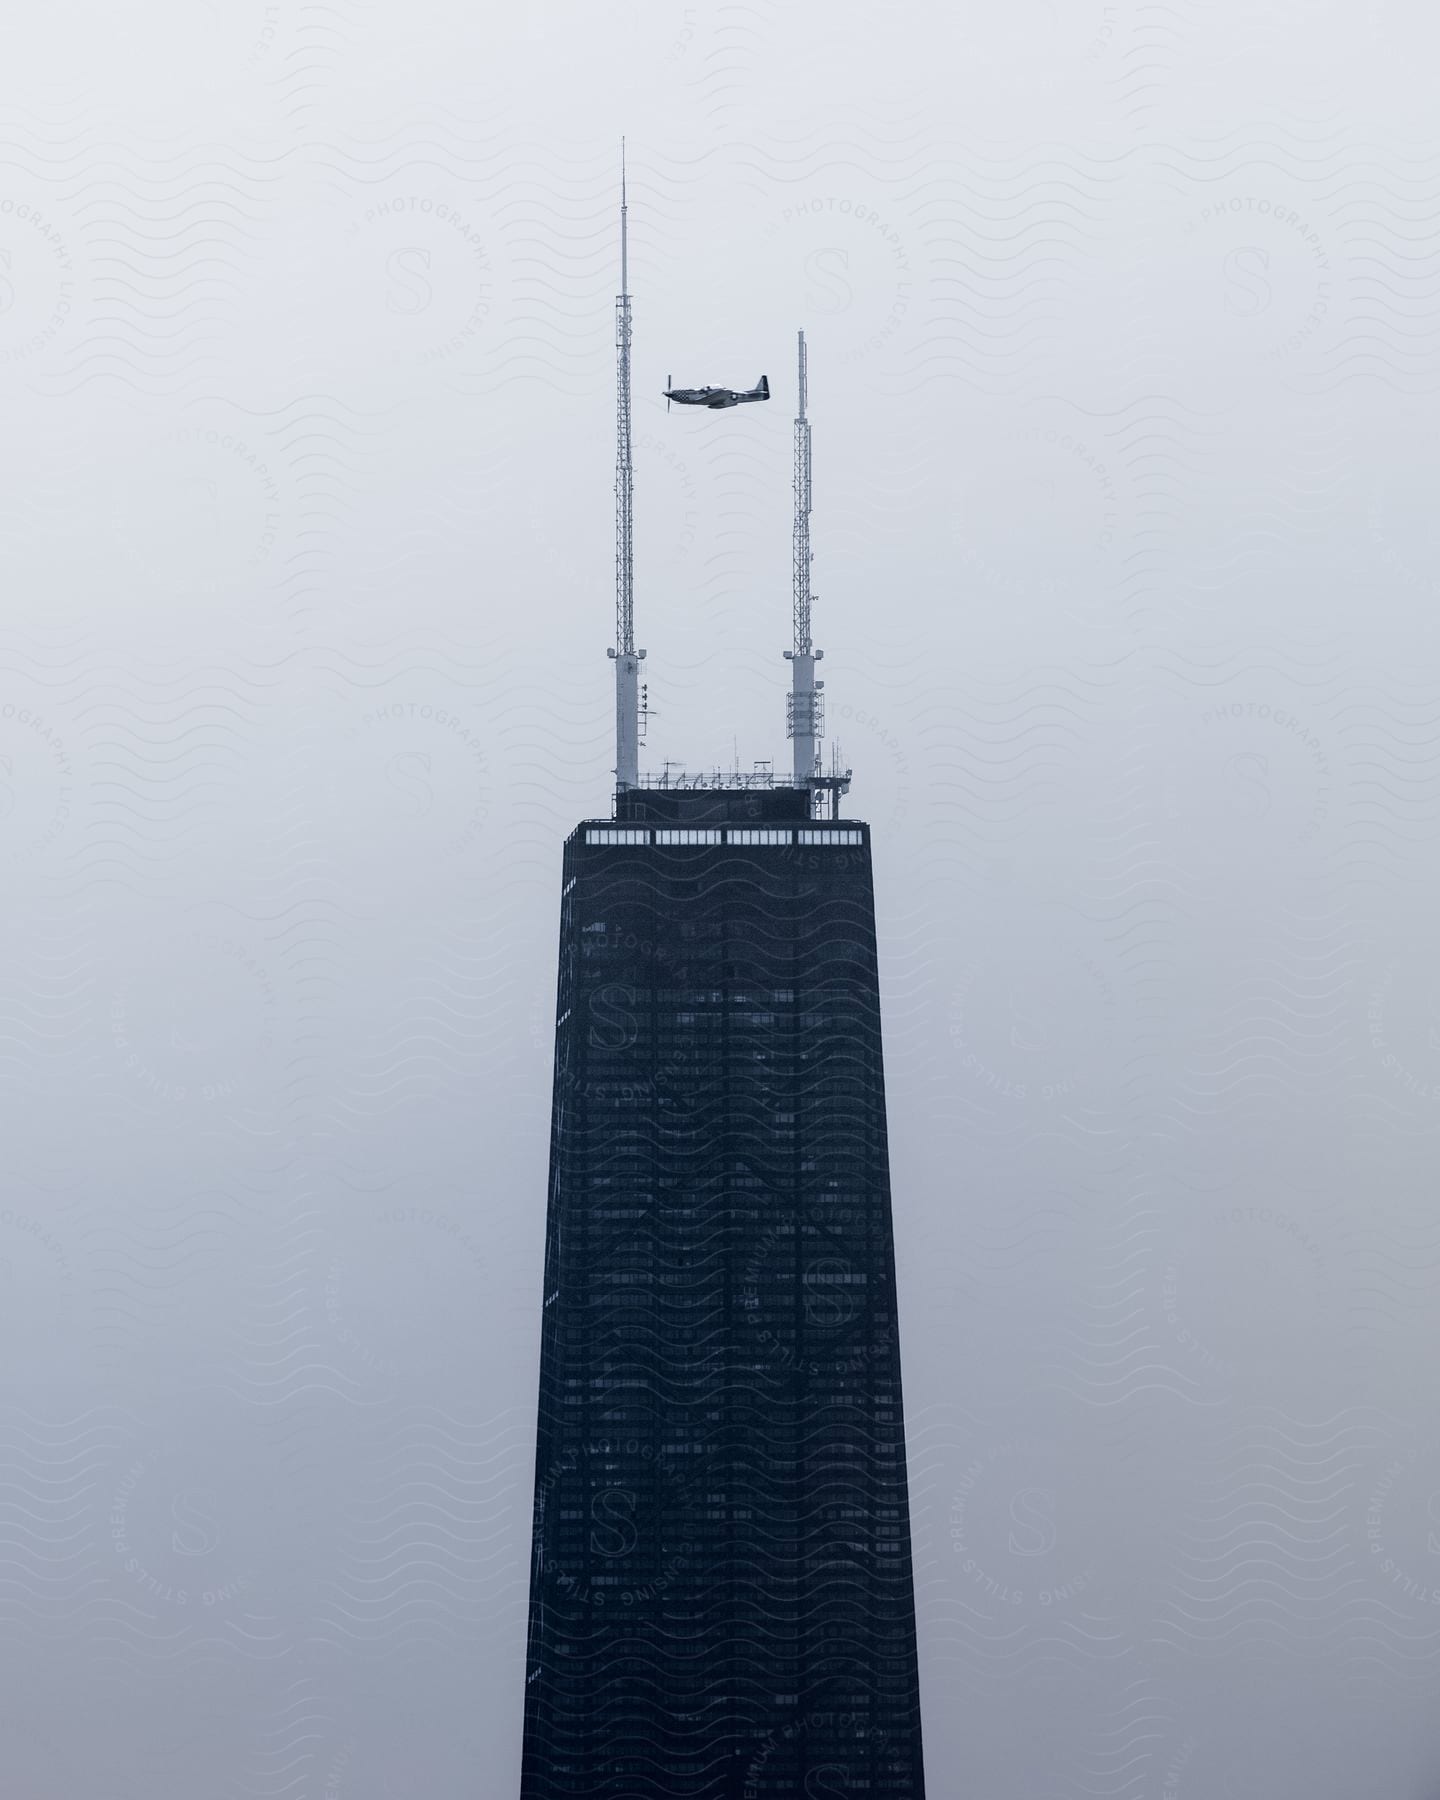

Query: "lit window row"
left=656, top=988, right=797, bottom=1005
left=584, top=827, right=864, bottom=846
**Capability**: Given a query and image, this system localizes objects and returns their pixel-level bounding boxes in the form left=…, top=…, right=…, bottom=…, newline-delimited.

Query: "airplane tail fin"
left=667, top=374, right=671, bottom=414
left=759, top=375, right=770, bottom=399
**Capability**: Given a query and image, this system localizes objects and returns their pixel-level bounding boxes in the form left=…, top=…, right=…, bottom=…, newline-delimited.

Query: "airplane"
left=664, top=374, right=770, bottom=411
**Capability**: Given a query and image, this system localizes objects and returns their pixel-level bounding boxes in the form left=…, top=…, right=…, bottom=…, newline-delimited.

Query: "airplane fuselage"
left=664, top=376, right=770, bottom=410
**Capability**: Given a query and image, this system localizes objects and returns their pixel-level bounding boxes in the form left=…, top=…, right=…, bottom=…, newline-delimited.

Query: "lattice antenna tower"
left=608, top=139, right=644, bottom=792
left=783, top=331, right=851, bottom=819
left=785, top=329, right=823, bottom=802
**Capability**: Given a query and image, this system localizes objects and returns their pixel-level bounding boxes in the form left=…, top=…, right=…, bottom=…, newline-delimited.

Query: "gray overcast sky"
left=3, top=2, right=1440, bottom=1795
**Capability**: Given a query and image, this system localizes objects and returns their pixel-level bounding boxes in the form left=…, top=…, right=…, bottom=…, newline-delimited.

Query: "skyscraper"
left=518, top=163, right=925, bottom=1800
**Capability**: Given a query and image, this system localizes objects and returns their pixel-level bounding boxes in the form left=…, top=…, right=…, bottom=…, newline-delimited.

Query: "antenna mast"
left=793, top=328, right=812, bottom=659
left=608, top=140, right=643, bottom=792
left=785, top=329, right=823, bottom=805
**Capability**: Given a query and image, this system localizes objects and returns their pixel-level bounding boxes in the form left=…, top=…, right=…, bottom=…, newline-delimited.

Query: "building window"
left=725, top=828, right=793, bottom=845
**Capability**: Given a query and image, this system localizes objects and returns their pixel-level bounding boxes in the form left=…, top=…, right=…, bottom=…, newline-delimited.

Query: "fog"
left=2, top=0, right=1440, bottom=1793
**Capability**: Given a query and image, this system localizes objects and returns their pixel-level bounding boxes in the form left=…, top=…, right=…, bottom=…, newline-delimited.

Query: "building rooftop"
left=614, top=782, right=815, bottom=824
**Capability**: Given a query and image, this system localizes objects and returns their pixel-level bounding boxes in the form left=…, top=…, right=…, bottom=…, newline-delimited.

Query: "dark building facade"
left=520, top=784, right=925, bottom=1799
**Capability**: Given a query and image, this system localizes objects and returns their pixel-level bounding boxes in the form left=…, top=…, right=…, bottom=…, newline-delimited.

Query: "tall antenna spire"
left=792, top=327, right=812, bottom=658
left=609, top=138, right=643, bottom=793
left=785, top=328, right=823, bottom=804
